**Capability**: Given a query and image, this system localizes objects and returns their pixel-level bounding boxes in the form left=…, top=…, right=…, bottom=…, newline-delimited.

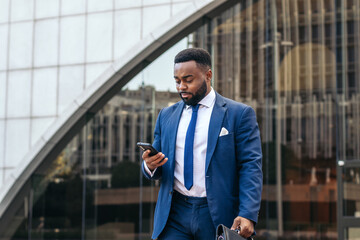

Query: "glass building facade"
left=1, top=0, right=360, bottom=239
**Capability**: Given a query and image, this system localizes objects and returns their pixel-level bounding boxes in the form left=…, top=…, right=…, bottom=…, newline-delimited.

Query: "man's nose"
left=178, top=82, right=187, bottom=90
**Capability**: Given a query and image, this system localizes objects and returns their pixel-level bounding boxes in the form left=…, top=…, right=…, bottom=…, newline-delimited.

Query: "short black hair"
left=174, top=48, right=212, bottom=70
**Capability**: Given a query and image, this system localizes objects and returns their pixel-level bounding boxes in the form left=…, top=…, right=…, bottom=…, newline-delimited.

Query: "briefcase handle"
left=216, top=224, right=254, bottom=240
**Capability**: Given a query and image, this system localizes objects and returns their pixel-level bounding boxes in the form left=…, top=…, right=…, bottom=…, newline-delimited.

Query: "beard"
left=179, top=80, right=207, bottom=106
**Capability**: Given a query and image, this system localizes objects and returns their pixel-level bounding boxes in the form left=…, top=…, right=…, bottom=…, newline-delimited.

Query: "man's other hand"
left=142, top=150, right=168, bottom=171
left=231, top=216, right=254, bottom=238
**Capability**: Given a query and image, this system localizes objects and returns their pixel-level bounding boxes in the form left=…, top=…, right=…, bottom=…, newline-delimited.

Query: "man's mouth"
left=180, top=92, right=192, bottom=98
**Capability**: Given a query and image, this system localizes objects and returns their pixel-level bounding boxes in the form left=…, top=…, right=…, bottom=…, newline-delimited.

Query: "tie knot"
left=191, top=104, right=200, bottom=112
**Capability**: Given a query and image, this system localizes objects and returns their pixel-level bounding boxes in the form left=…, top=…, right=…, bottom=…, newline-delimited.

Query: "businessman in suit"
left=142, top=48, right=262, bottom=239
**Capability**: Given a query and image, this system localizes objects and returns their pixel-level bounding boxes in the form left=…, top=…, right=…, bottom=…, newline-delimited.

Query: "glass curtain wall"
left=1, top=85, right=180, bottom=240
left=1, top=0, right=360, bottom=240
left=192, top=0, right=360, bottom=239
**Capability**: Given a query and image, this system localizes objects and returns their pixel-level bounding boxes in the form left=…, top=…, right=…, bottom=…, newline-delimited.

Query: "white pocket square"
left=219, top=127, right=229, bottom=137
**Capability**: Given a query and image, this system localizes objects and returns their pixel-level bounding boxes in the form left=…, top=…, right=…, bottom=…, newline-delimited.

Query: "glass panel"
left=114, top=9, right=141, bottom=59
left=34, top=19, right=59, bottom=67
left=5, top=119, right=30, bottom=167
left=10, top=0, right=33, bottom=22
left=346, top=227, right=360, bottom=240
left=191, top=1, right=344, bottom=238
left=31, top=117, right=56, bottom=146
left=0, top=25, right=8, bottom=70
left=344, top=167, right=360, bottom=217
left=142, top=5, right=171, bottom=37
left=0, top=36, right=187, bottom=239
left=58, top=65, right=84, bottom=114
left=7, top=70, right=31, bottom=117
left=2, top=1, right=360, bottom=240
left=7, top=87, right=175, bottom=238
left=32, top=68, right=57, bottom=117
left=0, top=72, right=5, bottom=118
left=59, top=16, right=85, bottom=65
left=343, top=88, right=360, bottom=161
left=143, top=0, right=170, bottom=5
left=85, top=62, right=111, bottom=87
left=0, top=120, right=5, bottom=175
left=61, top=0, right=85, bottom=15
left=0, top=0, right=9, bottom=23
left=86, top=12, right=113, bottom=63
left=35, top=0, right=59, bottom=19
left=124, top=38, right=188, bottom=91
left=87, top=0, right=113, bottom=13
left=114, top=0, right=141, bottom=9
left=26, top=133, right=85, bottom=240
left=9, top=22, right=33, bottom=69
left=172, top=2, right=193, bottom=16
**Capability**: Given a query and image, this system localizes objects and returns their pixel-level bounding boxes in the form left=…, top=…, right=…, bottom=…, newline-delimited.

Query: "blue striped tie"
left=184, top=104, right=200, bottom=190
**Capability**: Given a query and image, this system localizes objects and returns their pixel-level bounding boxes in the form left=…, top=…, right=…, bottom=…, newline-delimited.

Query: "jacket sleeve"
left=235, top=106, right=263, bottom=224
left=141, top=109, right=163, bottom=180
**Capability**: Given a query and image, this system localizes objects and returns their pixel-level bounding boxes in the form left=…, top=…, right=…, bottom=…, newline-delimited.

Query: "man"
left=142, top=48, right=262, bottom=240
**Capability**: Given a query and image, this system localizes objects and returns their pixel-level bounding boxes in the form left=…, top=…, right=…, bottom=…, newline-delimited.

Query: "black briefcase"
left=216, top=224, right=253, bottom=240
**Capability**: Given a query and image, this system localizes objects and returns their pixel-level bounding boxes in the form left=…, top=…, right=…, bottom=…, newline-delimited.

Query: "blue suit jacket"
left=142, top=92, right=263, bottom=239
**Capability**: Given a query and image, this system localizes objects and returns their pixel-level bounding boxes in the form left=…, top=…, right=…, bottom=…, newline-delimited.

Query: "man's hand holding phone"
left=142, top=150, right=168, bottom=171
left=137, top=143, right=168, bottom=171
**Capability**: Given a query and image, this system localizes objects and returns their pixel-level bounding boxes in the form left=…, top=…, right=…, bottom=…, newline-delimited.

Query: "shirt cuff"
left=143, top=161, right=156, bottom=177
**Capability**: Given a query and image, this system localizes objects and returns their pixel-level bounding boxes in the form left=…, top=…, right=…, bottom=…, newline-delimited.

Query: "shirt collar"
left=185, top=87, right=215, bottom=109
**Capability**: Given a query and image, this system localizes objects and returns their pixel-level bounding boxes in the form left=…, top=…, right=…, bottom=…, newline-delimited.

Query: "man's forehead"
left=174, top=60, right=197, bottom=67
left=174, top=60, right=200, bottom=72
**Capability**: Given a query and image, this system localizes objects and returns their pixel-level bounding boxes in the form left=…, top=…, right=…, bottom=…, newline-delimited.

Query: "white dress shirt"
left=144, top=88, right=216, bottom=197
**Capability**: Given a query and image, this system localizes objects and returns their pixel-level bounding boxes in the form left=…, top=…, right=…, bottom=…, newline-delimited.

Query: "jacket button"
left=169, top=191, right=173, bottom=195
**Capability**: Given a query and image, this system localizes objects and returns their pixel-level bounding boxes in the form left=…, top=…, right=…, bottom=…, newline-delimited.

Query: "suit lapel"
left=205, top=92, right=227, bottom=173
left=167, top=101, right=184, bottom=173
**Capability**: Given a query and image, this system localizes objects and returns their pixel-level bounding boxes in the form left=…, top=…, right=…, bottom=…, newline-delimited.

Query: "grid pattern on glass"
left=0, top=0, right=193, bottom=192
left=2, top=0, right=359, bottom=239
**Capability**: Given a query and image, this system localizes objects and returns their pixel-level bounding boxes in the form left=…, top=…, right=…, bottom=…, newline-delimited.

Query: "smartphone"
left=137, top=142, right=159, bottom=156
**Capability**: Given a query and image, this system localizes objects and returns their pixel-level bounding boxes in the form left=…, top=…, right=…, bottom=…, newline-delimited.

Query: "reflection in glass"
left=191, top=0, right=358, bottom=238
left=344, top=168, right=360, bottom=217
left=1, top=0, right=360, bottom=239
left=8, top=87, right=179, bottom=239
left=346, top=228, right=360, bottom=240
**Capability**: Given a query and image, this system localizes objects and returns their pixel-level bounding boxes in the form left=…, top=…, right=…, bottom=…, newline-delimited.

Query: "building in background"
left=66, top=86, right=178, bottom=188
left=0, top=0, right=360, bottom=239
left=192, top=0, right=360, bottom=238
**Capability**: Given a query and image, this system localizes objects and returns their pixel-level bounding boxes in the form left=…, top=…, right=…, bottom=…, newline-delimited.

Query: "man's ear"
left=206, top=69, right=212, bottom=82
